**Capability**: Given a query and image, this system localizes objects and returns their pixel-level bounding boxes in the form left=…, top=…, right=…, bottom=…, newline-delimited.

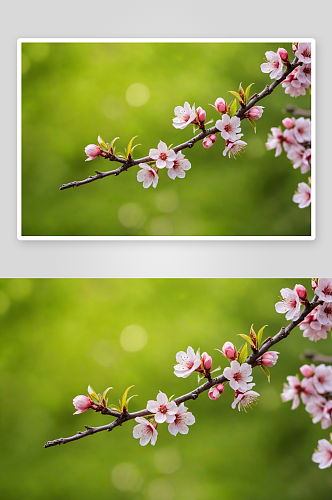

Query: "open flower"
left=275, top=287, right=301, bottom=320
left=73, top=395, right=93, bottom=414
left=293, top=182, right=311, bottom=209
left=172, top=102, right=196, bottom=129
left=223, top=361, right=253, bottom=392
left=260, top=50, right=283, bottom=79
left=312, top=438, right=332, bottom=469
left=281, top=376, right=315, bottom=409
left=317, top=303, right=332, bottom=325
left=168, top=403, right=195, bottom=436
left=133, top=417, right=158, bottom=446
left=147, top=392, right=177, bottom=424
left=316, top=279, right=332, bottom=303
left=137, top=163, right=159, bottom=189
left=295, top=42, right=311, bottom=64
left=174, top=346, right=201, bottom=378
left=167, top=151, right=191, bottom=180
left=216, top=114, right=241, bottom=142
left=313, top=365, right=332, bottom=394
left=231, top=389, right=260, bottom=411
left=223, top=139, right=247, bottom=158
left=149, top=141, right=176, bottom=169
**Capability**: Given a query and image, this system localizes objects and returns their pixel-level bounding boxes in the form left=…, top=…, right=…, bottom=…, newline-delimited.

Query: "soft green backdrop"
left=21, top=42, right=311, bottom=236
left=0, top=278, right=330, bottom=499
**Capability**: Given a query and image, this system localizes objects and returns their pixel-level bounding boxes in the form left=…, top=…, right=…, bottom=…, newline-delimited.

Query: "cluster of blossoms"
left=262, top=43, right=312, bottom=209
left=282, top=364, right=332, bottom=469
left=275, top=279, right=332, bottom=341
left=133, top=392, right=195, bottom=446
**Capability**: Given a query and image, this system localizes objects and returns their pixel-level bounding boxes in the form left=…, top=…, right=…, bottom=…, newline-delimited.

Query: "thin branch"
left=303, top=350, right=332, bottom=364
left=59, top=56, right=301, bottom=191
left=44, top=294, right=321, bottom=449
left=284, top=105, right=311, bottom=117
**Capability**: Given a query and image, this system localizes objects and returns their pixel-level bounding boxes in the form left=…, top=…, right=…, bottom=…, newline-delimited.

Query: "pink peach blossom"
left=295, top=284, right=308, bottom=303
left=223, top=361, right=253, bottom=392
left=266, top=127, right=284, bottom=157
left=245, top=106, right=264, bottom=120
left=317, top=303, right=332, bottom=325
left=261, top=50, right=283, bottom=79
left=296, top=64, right=311, bottom=85
left=133, top=417, right=158, bottom=446
left=293, top=117, right=311, bottom=143
left=196, top=106, right=206, bottom=123
left=312, top=364, right=332, bottom=394
left=202, top=134, right=216, bottom=149
left=277, top=47, right=289, bottom=65
left=223, top=139, right=247, bottom=158
left=295, top=42, right=311, bottom=64
left=149, top=141, right=176, bottom=169
left=201, top=352, right=212, bottom=370
left=231, top=389, right=260, bottom=411
left=174, top=346, right=201, bottom=378
left=173, top=102, right=196, bottom=129
left=147, top=391, right=177, bottom=424
left=312, top=438, right=332, bottom=469
left=282, top=117, right=295, bottom=129
left=293, top=182, right=311, bottom=209
left=300, top=364, right=315, bottom=378
left=167, top=151, right=191, bottom=180
left=168, top=403, right=195, bottom=436
left=137, top=163, right=159, bottom=189
left=215, top=114, right=241, bottom=142
left=305, top=395, right=326, bottom=424
left=260, top=351, right=279, bottom=367
left=214, top=97, right=227, bottom=114
left=275, top=287, right=301, bottom=320
left=316, top=279, right=332, bottom=303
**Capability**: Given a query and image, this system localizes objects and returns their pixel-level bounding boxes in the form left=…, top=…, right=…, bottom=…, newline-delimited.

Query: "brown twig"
left=59, top=56, right=302, bottom=191
left=44, top=294, right=320, bottom=449
left=284, top=105, right=311, bottom=117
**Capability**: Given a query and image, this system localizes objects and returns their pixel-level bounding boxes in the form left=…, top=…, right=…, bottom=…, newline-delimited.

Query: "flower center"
left=160, top=153, right=167, bottom=161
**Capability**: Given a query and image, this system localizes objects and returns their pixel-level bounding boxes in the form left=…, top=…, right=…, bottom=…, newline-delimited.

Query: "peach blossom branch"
left=44, top=293, right=320, bottom=449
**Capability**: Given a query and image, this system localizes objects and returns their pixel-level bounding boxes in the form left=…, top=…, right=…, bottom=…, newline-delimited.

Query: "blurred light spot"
left=90, top=338, right=118, bottom=368
left=150, top=217, right=173, bottom=236
left=154, top=447, right=182, bottom=474
left=100, top=94, right=125, bottom=120
left=7, top=279, right=32, bottom=301
left=247, top=137, right=265, bottom=158
left=0, top=291, right=10, bottom=315
left=111, top=462, right=143, bottom=492
left=148, top=479, right=174, bottom=500
left=120, top=325, right=147, bottom=352
left=259, top=387, right=281, bottom=411
left=22, top=54, right=30, bottom=74
left=118, top=203, right=146, bottom=228
left=28, top=43, right=50, bottom=62
left=155, top=190, right=179, bottom=213
left=126, top=83, right=150, bottom=107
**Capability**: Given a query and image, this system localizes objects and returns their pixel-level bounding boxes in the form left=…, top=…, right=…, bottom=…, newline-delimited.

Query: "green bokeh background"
left=21, top=42, right=311, bottom=236
left=0, top=278, right=330, bottom=499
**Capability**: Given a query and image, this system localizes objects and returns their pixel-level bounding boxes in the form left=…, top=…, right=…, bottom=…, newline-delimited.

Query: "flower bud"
left=215, top=97, right=227, bottom=114
left=245, top=106, right=264, bottom=120
left=201, top=352, right=213, bottom=370
left=208, top=384, right=224, bottom=400
left=222, top=341, right=237, bottom=360
left=260, top=351, right=279, bottom=367
left=196, top=106, right=206, bottom=124
left=300, top=364, right=315, bottom=378
left=202, top=134, right=216, bottom=149
left=73, top=395, right=93, bottom=414
left=278, top=47, right=289, bottom=65
left=295, top=284, right=308, bottom=303
left=85, top=144, right=102, bottom=161
left=282, top=117, right=295, bottom=129
left=311, top=279, right=318, bottom=291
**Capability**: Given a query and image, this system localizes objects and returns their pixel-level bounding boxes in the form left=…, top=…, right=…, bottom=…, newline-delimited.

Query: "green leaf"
left=228, top=91, right=241, bottom=101
left=238, top=333, right=255, bottom=347
left=125, top=136, right=138, bottom=158
left=257, top=325, right=268, bottom=349
left=108, top=404, right=121, bottom=412
left=247, top=117, right=257, bottom=133
left=244, top=83, right=255, bottom=103
left=229, top=99, right=237, bottom=117
left=97, top=135, right=108, bottom=150
left=109, top=137, right=119, bottom=152
left=87, top=385, right=100, bottom=402
left=102, top=386, right=113, bottom=401
left=121, top=385, right=134, bottom=412
left=260, top=364, right=270, bottom=382
left=238, top=343, right=248, bottom=364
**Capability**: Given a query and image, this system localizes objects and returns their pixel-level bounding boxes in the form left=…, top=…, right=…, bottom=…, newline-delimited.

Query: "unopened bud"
left=282, top=117, right=295, bottom=129
left=208, top=384, right=224, bottom=400
left=295, top=284, right=308, bottom=303
left=222, top=341, right=237, bottom=360
left=203, top=134, right=217, bottom=149
left=215, top=97, right=227, bottom=114
left=85, top=144, right=102, bottom=161
left=196, top=106, right=206, bottom=124
left=201, top=352, right=213, bottom=370
left=245, top=106, right=264, bottom=120
left=300, top=364, right=315, bottom=378
left=278, top=47, right=289, bottom=65
left=260, top=351, right=279, bottom=367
